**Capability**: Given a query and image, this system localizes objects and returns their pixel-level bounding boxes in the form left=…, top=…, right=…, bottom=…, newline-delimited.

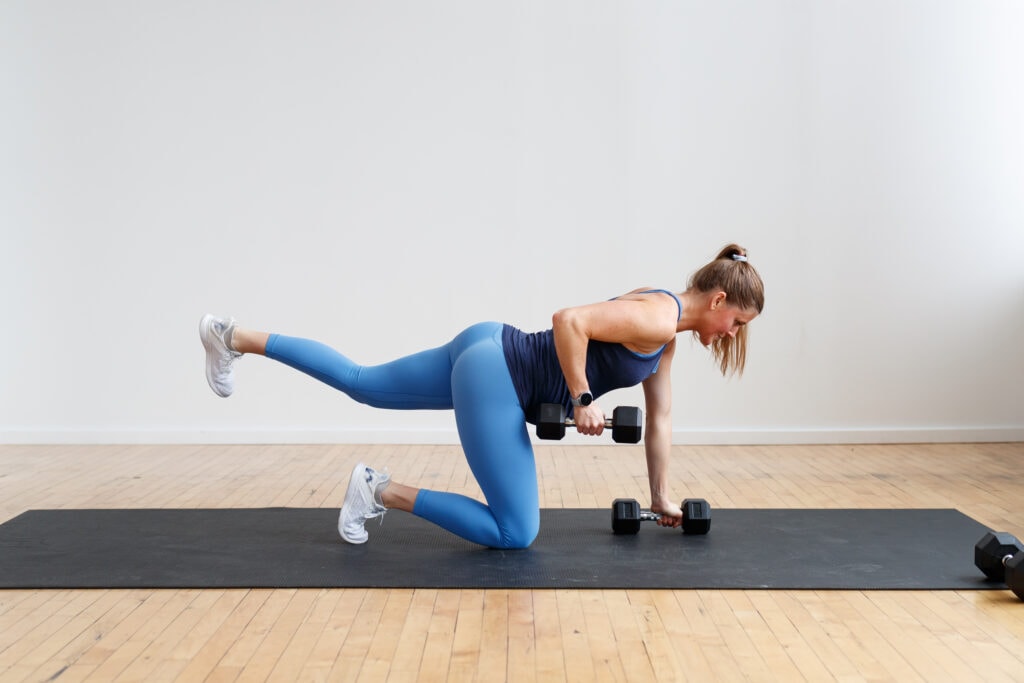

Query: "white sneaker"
left=338, top=463, right=390, bottom=544
left=199, top=314, right=242, bottom=398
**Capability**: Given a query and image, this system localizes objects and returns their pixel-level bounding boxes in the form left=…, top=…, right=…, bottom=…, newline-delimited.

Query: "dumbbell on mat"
left=535, top=403, right=643, bottom=443
left=611, top=497, right=711, bottom=535
left=974, top=531, right=1024, bottom=600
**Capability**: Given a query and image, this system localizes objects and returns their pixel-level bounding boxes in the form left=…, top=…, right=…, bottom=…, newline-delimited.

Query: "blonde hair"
left=688, top=244, right=765, bottom=376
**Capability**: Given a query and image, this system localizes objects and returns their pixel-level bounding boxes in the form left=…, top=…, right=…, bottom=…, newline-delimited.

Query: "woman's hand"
left=650, top=499, right=683, bottom=528
left=572, top=403, right=606, bottom=436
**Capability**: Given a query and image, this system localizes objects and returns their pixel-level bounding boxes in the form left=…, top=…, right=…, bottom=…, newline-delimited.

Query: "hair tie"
left=731, top=253, right=748, bottom=262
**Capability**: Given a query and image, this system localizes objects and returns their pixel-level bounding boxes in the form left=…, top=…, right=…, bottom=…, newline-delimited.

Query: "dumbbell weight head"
left=536, top=403, right=568, bottom=440
left=681, top=498, right=711, bottom=535
left=611, top=498, right=642, bottom=535
left=974, top=531, right=1023, bottom=582
left=610, top=406, right=643, bottom=443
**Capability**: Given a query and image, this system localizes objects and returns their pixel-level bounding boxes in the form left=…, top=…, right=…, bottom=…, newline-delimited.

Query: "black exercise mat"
left=0, top=508, right=997, bottom=590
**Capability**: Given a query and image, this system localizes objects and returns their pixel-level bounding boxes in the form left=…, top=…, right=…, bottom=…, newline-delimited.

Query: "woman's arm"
left=642, top=339, right=682, bottom=526
left=551, top=294, right=678, bottom=435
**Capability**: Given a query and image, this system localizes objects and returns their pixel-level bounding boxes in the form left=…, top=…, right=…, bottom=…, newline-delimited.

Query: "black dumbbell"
left=611, top=497, right=711, bottom=535
left=536, top=403, right=643, bottom=443
left=974, top=531, right=1024, bottom=600
left=975, top=531, right=1022, bottom=582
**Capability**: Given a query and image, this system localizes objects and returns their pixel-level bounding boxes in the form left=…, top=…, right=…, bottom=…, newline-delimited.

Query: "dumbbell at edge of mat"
left=974, top=531, right=1024, bottom=600
left=974, top=531, right=1023, bottom=582
left=535, top=402, right=643, bottom=443
left=611, top=497, right=711, bottom=535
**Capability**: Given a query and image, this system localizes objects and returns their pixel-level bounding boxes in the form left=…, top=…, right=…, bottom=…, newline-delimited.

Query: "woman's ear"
left=710, top=291, right=728, bottom=310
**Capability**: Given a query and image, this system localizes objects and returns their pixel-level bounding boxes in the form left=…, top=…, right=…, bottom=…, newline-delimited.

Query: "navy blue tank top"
left=502, top=290, right=682, bottom=423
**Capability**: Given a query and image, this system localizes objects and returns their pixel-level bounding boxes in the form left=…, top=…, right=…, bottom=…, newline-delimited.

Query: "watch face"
left=580, top=392, right=593, bottom=406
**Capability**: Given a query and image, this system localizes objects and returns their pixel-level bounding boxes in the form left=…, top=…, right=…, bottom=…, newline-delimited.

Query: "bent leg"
left=411, top=324, right=539, bottom=548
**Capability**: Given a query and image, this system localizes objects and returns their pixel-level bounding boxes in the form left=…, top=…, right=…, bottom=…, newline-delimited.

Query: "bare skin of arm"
left=551, top=290, right=680, bottom=435
left=551, top=291, right=684, bottom=521
left=641, top=341, right=682, bottom=526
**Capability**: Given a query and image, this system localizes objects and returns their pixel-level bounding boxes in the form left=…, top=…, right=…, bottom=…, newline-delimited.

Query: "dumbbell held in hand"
left=974, top=531, right=1024, bottom=600
left=611, top=497, right=711, bottom=535
left=536, top=403, right=643, bottom=443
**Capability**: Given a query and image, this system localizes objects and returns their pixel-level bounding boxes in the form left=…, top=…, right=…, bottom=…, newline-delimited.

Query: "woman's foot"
left=338, top=463, right=391, bottom=544
left=199, top=314, right=241, bottom=397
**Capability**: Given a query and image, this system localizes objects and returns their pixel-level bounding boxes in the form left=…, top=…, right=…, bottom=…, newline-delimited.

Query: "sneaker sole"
left=338, top=462, right=370, bottom=544
left=199, top=314, right=231, bottom=398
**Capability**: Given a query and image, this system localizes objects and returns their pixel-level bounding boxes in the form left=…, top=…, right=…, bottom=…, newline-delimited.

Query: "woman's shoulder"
left=616, top=289, right=682, bottom=316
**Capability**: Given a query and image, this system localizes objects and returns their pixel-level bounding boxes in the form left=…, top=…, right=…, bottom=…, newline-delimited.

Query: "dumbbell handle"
left=637, top=508, right=705, bottom=527
left=564, top=417, right=617, bottom=428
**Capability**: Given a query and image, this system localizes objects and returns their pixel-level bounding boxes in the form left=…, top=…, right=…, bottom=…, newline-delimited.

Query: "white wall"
left=2, top=1, right=1022, bottom=445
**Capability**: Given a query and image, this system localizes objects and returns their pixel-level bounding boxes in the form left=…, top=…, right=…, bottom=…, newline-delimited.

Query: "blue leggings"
left=264, top=322, right=538, bottom=549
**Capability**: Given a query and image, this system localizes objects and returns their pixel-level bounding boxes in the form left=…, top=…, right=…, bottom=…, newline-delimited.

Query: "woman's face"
left=698, top=294, right=758, bottom=346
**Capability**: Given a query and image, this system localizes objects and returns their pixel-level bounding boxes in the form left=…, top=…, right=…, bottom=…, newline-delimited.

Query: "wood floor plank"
left=720, top=590, right=805, bottom=683
left=383, top=588, right=435, bottom=683
left=475, top=589, right=509, bottom=683
left=507, top=590, right=538, bottom=683
left=297, top=588, right=368, bottom=682
left=234, top=588, right=322, bottom=683
left=580, top=588, right=631, bottom=682
left=649, top=590, right=717, bottom=682
left=414, top=587, right=458, bottom=682
left=554, top=589, right=596, bottom=682
left=532, top=589, right=566, bottom=682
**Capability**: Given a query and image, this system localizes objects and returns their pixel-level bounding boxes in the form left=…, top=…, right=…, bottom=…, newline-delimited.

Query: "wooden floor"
left=1, top=442, right=1023, bottom=682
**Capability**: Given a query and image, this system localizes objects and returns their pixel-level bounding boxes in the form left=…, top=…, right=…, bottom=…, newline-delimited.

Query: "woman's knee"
left=498, top=511, right=539, bottom=549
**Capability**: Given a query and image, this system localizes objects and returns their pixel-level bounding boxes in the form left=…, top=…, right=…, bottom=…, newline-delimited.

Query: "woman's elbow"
left=551, top=307, right=577, bottom=331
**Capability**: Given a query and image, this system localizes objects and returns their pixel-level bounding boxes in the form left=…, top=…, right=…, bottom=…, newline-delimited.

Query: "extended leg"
left=222, top=324, right=456, bottom=410
left=263, top=334, right=456, bottom=410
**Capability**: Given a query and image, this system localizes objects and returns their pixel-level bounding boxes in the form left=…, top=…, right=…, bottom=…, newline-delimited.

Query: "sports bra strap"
left=639, top=289, right=683, bottom=321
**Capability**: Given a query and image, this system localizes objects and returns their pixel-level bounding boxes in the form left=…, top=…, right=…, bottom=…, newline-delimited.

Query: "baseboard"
left=1, top=427, right=1022, bottom=445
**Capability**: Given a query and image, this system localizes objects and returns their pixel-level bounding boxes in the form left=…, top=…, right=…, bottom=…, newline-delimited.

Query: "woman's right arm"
left=551, top=294, right=678, bottom=435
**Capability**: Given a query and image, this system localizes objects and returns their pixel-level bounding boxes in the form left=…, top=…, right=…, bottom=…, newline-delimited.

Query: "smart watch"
left=571, top=391, right=594, bottom=407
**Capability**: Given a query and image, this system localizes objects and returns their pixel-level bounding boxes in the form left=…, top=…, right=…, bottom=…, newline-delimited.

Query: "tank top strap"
left=639, top=289, right=683, bottom=321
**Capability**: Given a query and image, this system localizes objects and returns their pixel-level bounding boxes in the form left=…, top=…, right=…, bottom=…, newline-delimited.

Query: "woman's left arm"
left=641, top=338, right=682, bottom=527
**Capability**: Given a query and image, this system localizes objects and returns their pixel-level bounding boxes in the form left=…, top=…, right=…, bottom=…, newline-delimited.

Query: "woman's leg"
left=230, top=327, right=269, bottom=355
left=409, top=323, right=539, bottom=549
left=240, top=329, right=456, bottom=410
left=225, top=324, right=456, bottom=409
left=213, top=318, right=538, bottom=548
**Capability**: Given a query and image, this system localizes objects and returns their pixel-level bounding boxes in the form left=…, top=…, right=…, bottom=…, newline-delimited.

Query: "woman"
left=199, top=244, right=764, bottom=548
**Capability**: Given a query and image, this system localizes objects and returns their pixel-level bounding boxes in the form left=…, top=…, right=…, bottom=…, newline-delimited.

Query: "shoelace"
left=366, top=470, right=391, bottom=525
left=365, top=508, right=387, bottom=528
left=217, top=335, right=241, bottom=367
